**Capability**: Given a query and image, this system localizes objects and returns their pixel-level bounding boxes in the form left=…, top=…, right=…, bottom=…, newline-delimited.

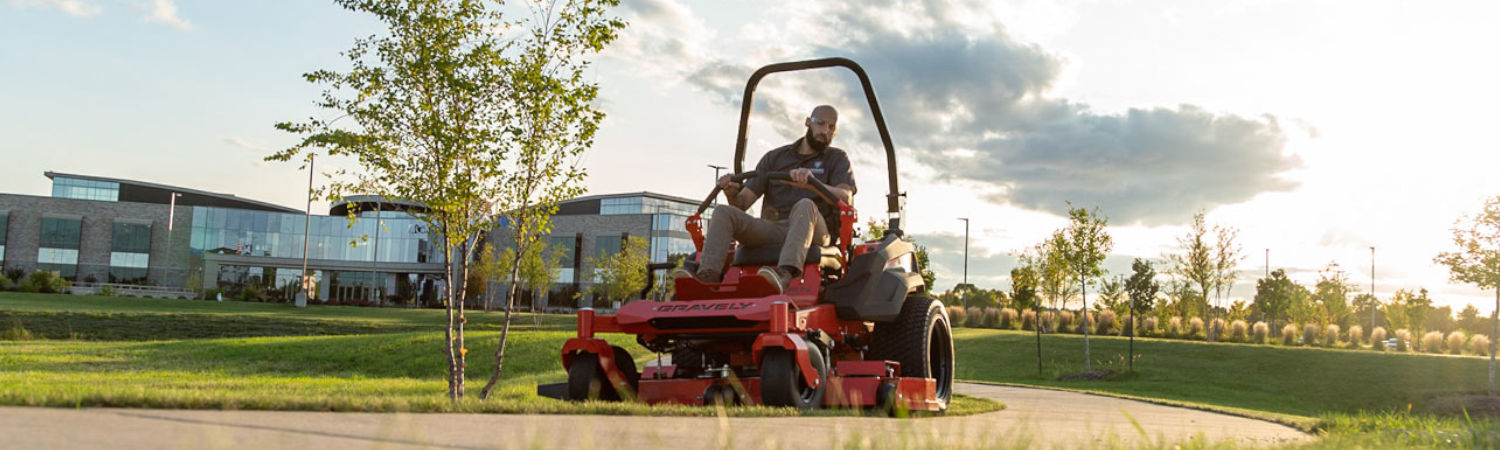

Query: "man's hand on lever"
left=783, top=168, right=851, bottom=204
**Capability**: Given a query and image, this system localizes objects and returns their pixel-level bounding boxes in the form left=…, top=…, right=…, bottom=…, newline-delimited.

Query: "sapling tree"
left=1435, top=195, right=1500, bottom=394
left=1055, top=205, right=1113, bottom=373
left=270, top=0, right=623, bottom=402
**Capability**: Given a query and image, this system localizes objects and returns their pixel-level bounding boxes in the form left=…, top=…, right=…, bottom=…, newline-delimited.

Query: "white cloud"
left=225, top=137, right=270, bottom=167
left=142, top=0, right=191, bottom=30
left=9, top=0, right=102, bottom=17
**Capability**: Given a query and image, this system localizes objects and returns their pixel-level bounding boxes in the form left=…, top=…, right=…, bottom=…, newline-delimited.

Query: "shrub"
left=1281, top=324, right=1299, bottom=346
left=23, top=271, right=69, bottom=294
left=1322, top=324, right=1340, bottom=347
left=1471, top=334, right=1492, bottom=356
left=1189, top=317, right=1206, bottom=340
left=1420, top=331, right=1445, bottom=353
left=1229, top=320, right=1248, bottom=342
left=0, top=273, right=13, bottom=291
left=1447, top=331, right=1467, bottom=355
left=1252, top=321, right=1269, bottom=344
left=1143, top=316, right=1160, bottom=337
left=1167, top=316, right=1184, bottom=338
left=981, top=307, right=1001, bottom=328
left=1021, top=309, right=1037, bottom=331
left=1, top=321, right=34, bottom=341
left=964, top=307, right=984, bottom=328
left=1000, top=308, right=1019, bottom=330
left=95, top=285, right=117, bottom=297
left=1058, top=311, right=1075, bottom=334
left=947, top=306, right=967, bottom=327
left=1302, top=323, right=1320, bottom=347
left=1396, top=329, right=1412, bottom=351
left=1097, top=310, right=1119, bottom=335
left=1120, top=314, right=1135, bottom=335
left=1076, top=311, right=1096, bottom=334
left=1371, top=327, right=1388, bottom=351
left=1209, top=318, right=1227, bottom=341
left=1347, top=325, right=1364, bottom=346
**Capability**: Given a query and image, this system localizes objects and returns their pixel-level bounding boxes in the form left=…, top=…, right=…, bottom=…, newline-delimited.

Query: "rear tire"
left=871, top=296, right=954, bottom=410
left=759, top=347, right=827, bottom=409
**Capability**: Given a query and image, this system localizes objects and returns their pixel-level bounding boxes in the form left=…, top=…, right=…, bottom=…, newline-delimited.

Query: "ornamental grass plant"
left=1420, top=331, right=1445, bottom=354
left=1471, top=334, right=1492, bottom=356
left=1371, top=327, right=1388, bottom=351
left=1281, top=324, right=1299, bottom=346
left=1096, top=310, right=1118, bottom=335
left=1446, top=331, right=1467, bottom=355
left=1143, top=316, right=1160, bottom=337
left=999, top=308, right=1019, bottom=330
left=947, top=306, right=967, bottom=328
left=1303, top=323, right=1321, bottom=347
left=1167, top=316, right=1184, bottom=338
left=1208, top=318, right=1226, bottom=341
left=1021, top=309, right=1036, bottom=331
left=1189, top=317, right=1206, bottom=340
left=1229, top=320, right=1248, bottom=343
left=1347, top=325, right=1364, bottom=347
left=1323, top=324, right=1340, bottom=348
left=1396, top=329, right=1412, bottom=351
left=1252, top=321, right=1269, bottom=344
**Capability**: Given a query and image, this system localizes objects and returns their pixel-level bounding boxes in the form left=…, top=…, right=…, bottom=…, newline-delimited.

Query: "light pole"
left=296, top=154, right=315, bottom=308
left=1370, top=246, right=1376, bottom=332
left=957, top=217, right=969, bottom=309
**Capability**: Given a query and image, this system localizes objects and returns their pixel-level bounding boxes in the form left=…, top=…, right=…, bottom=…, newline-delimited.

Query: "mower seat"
left=731, top=244, right=843, bottom=272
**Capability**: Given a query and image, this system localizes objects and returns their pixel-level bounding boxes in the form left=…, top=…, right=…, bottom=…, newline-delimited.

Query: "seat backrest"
left=731, top=244, right=842, bottom=272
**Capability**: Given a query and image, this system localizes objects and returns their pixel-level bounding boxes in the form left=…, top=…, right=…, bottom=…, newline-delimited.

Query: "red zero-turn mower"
left=548, top=58, right=955, bottom=413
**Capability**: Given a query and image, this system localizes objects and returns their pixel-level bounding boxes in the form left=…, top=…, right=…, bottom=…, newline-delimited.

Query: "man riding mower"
left=552, top=58, right=955, bottom=413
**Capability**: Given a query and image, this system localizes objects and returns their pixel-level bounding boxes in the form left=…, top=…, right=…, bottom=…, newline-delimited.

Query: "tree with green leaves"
left=1352, top=293, right=1382, bottom=330
left=1385, top=288, right=1433, bottom=334
left=496, top=238, right=567, bottom=312
left=1035, top=231, right=1076, bottom=311
left=1009, top=265, right=1040, bottom=312
left=1167, top=211, right=1215, bottom=339
left=1095, top=275, right=1127, bottom=314
left=1253, top=269, right=1299, bottom=330
left=270, top=0, right=623, bottom=402
left=1123, top=258, right=1158, bottom=372
left=1313, top=262, right=1354, bottom=326
left=1435, top=195, right=1500, bottom=394
left=1055, top=205, right=1113, bottom=372
left=581, top=237, right=650, bottom=307
left=1212, top=222, right=1244, bottom=334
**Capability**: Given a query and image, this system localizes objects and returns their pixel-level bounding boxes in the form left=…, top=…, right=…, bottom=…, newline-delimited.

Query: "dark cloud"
left=661, top=0, right=1300, bottom=226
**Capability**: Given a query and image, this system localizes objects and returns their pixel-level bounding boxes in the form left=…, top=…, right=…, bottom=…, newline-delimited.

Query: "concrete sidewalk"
left=0, top=383, right=1310, bottom=449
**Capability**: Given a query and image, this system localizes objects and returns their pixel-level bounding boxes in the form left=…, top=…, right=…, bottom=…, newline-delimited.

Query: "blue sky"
left=4, top=0, right=1500, bottom=313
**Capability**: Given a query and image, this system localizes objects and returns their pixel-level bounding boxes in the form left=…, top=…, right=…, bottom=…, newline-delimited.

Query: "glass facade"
left=600, top=196, right=697, bottom=216
left=650, top=213, right=695, bottom=263
left=38, top=217, right=82, bottom=279
left=189, top=206, right=435, bottom=263
left=594, top=235, right=622, bottom=260
left=110, top=222, right=152, bottom=284
left=52, top=177, right=120, bottom=201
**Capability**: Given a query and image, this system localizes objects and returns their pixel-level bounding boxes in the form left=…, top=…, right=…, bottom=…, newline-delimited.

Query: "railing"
left=69, top=282, right=198, bottom=300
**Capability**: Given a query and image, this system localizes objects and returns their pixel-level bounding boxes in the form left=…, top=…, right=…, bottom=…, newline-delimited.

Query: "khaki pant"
left=700, top=198, right=829, bottom=276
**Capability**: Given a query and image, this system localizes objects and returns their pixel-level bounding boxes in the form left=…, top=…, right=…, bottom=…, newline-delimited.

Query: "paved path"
left=0, top=383, right=1309, bottom=449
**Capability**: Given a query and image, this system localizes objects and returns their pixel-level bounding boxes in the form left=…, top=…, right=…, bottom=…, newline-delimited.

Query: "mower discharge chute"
left=550, top=57, right=955, bottom=413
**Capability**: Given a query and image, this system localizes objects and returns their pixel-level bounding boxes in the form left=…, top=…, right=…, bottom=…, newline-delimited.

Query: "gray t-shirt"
left=742, top=138, right=857, bottom=227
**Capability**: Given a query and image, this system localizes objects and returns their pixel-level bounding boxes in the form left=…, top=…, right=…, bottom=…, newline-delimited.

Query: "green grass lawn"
left=0, top=292, right=998, bottom=417
left=953, top=328, right=1500, bottom=447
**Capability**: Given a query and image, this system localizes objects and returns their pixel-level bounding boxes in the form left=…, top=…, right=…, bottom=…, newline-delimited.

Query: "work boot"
left=673, top=267, right=721, bottom=284
left=757, top=266, right=792, bottom=293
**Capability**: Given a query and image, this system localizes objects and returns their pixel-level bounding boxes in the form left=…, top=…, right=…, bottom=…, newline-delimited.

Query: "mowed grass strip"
left=0, top=302, right=1000, bottom=416
left=954, top=328, right=1493, bottom=418
left=0, top=292, right=575, bottom=333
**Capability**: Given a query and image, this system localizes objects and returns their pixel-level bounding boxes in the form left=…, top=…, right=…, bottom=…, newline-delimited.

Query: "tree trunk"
left=1082, top=273, right=1091, bottom=373
left=479, top=252, right=526, bottom=399
left=441, top=241, right=458, bottom=402
left=454, top=241, right=470, bottom=398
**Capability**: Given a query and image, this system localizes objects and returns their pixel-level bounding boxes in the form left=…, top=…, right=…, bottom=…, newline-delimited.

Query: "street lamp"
left=957, top=217, right=969, bottom=309
left=1370, top=246, right=1376, bottom=332
left=296, top=154, right=315, bottom=308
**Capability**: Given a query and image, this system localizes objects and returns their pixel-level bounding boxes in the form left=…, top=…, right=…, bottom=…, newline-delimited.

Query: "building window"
left=38, top=217, right=82, bottom=280
left=0, top=212, right=8, bottom=265
left=594, top=235, right=622, bottom=260
left=110, top=221, right=152, bottom=285
left=51, top=177, right=120, bottom=202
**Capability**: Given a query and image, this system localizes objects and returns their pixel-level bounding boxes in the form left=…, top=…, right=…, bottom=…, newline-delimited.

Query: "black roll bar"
left=729, top=57, right=904, bottom=233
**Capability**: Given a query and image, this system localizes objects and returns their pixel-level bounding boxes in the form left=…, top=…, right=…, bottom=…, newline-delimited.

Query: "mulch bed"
left=1055, top=370, right=1115, bottom=381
